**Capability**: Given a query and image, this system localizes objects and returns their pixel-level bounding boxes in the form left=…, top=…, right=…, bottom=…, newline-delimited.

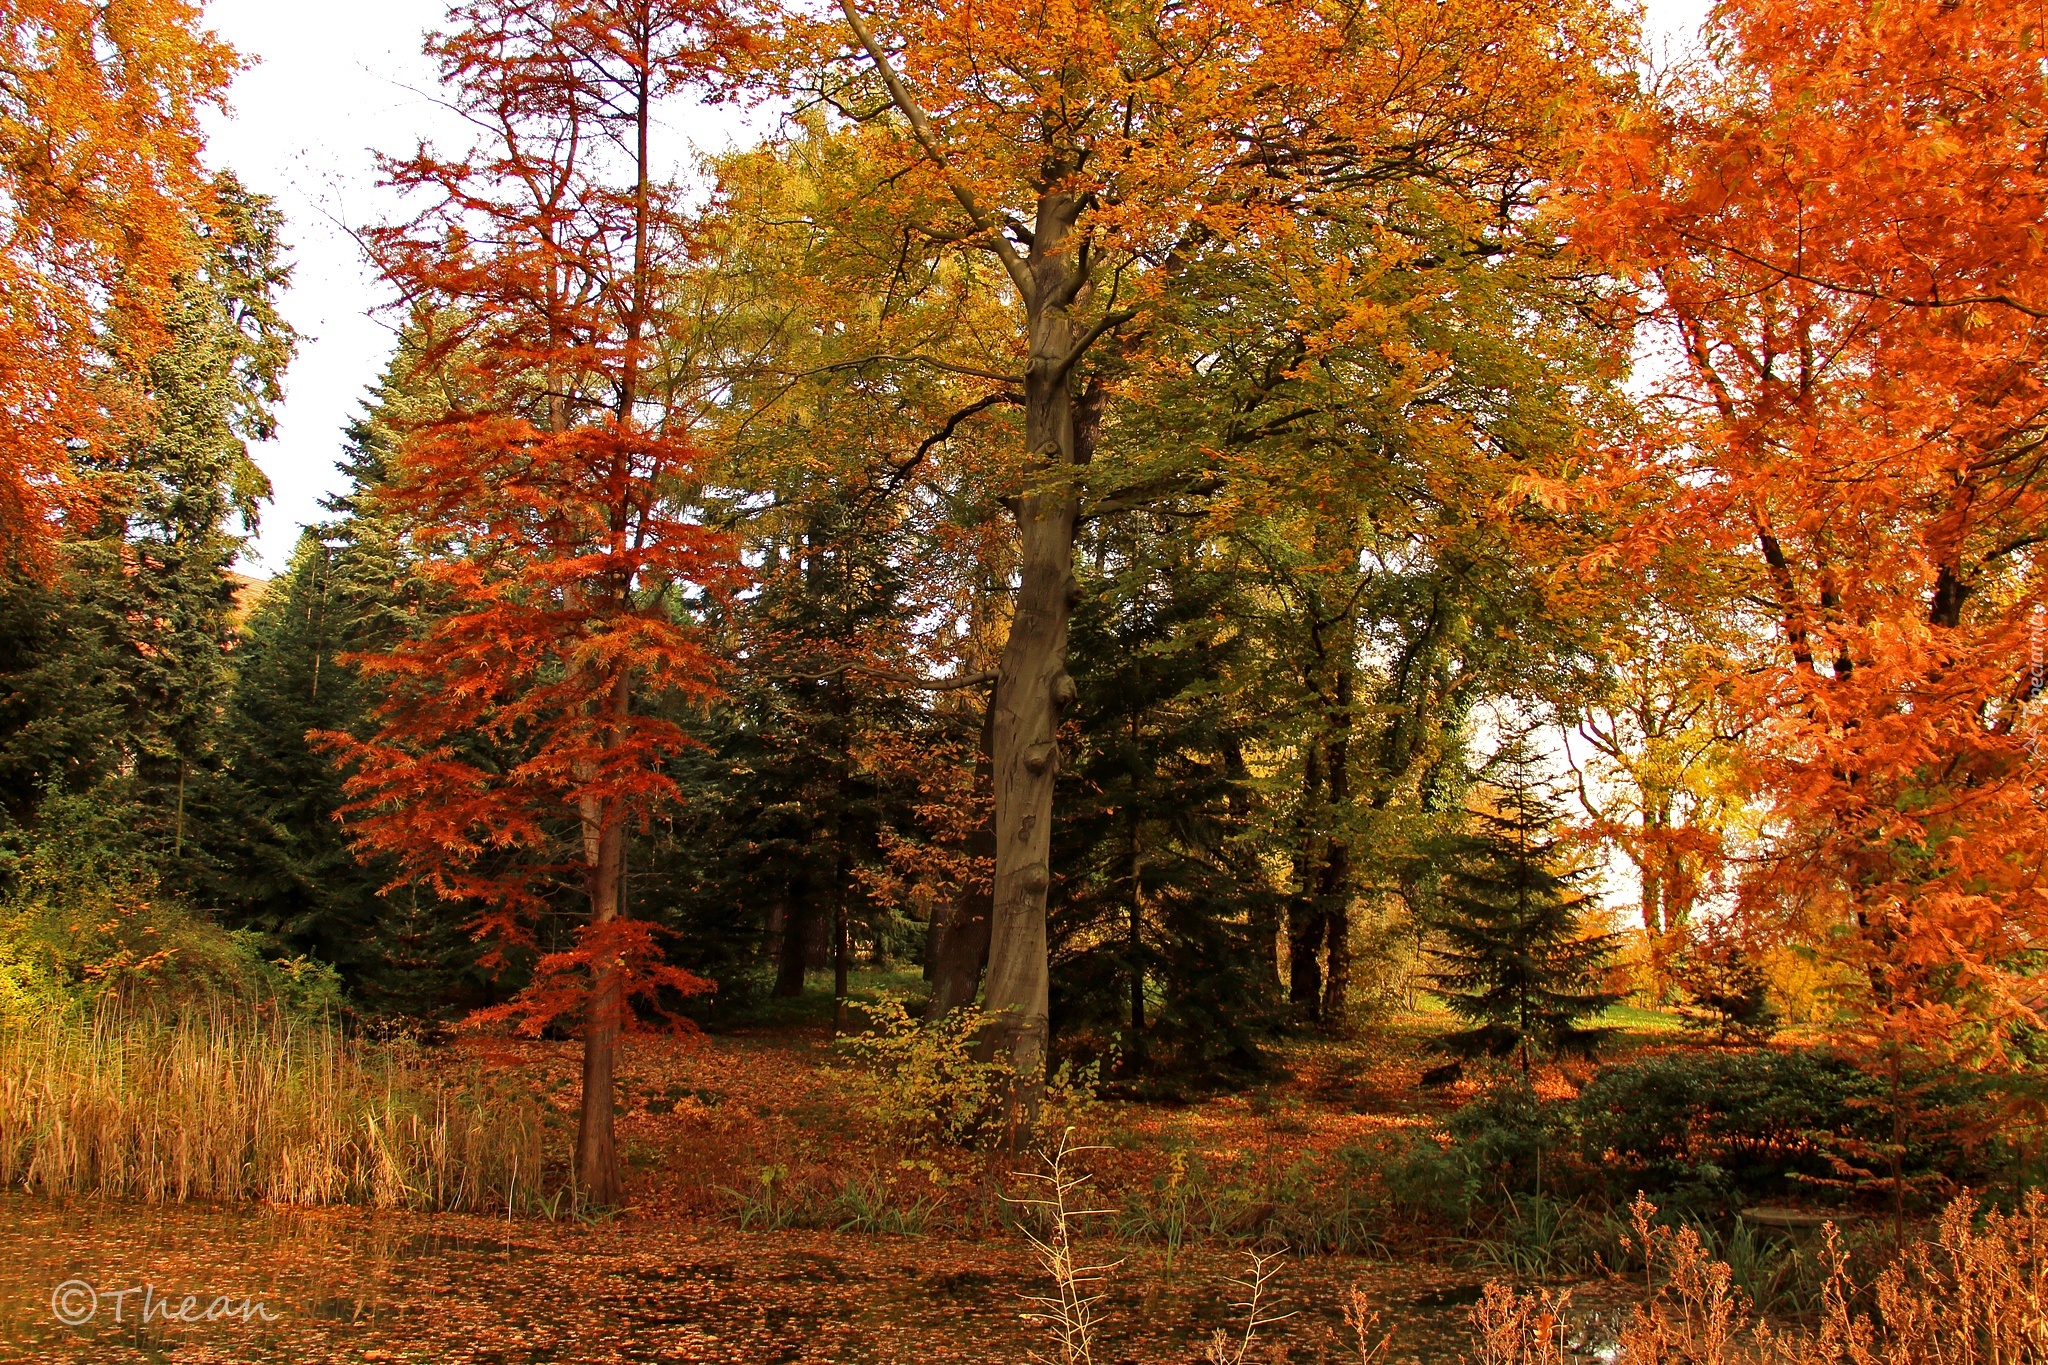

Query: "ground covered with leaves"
left=5, top=1011, right=1677, bottom=1364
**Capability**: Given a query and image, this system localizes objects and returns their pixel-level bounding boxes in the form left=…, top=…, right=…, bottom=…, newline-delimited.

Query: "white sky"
left=203, top=0, right=1714, bottom=573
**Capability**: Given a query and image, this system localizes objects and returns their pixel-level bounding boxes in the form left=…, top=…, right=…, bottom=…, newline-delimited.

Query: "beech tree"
left=328, top=0, right=744, bottom=1204
left=779, top=0, right=1626, bottom=1097
left=1580, top=0, right=2048, bottom=1057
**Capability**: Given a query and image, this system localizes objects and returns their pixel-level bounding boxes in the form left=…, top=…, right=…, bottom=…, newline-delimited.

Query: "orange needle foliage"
left=0, top=0, right=239, bottom=575
left=322, top=0, right=746, bottom=1204
left=1579, top=0, right=2048, bottom=1054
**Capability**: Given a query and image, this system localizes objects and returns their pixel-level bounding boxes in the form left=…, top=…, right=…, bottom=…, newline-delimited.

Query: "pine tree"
left=1049, top=533, right=1281, bottom=1079
left=1427, top=743, right=1619, bottom=1072
left=0, top=174, right=294, bottom=856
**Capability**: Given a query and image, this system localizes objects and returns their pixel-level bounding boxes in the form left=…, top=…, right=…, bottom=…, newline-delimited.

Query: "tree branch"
left=1049, top=308, right=1139, bottom=386
left=839, top=0, right=1034, bottom=300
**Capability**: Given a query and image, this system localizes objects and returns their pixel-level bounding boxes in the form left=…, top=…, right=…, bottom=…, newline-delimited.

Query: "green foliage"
left=1670, top=923, right=1781, bottom=1045
left=1051, top=539, right=1283, bottom=1078
left=838, top=994, right=1021, bottom=1149
left=1426, top=744, right=1621, bottom=1069
left=839, top=995, right=1098, bottom=1150
left=723, top=1163, right=937, bottom=1235
left=1575, top=1048, right=1985, bottom=1218
left=0, top=789, right=326, bottom=1018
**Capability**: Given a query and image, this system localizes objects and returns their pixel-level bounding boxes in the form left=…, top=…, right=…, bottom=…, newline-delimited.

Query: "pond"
left=0, top=1196, right=1586, bottom=1364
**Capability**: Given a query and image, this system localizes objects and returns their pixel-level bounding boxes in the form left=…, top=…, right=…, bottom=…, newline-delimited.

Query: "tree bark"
left=576, top=713, right=628, bottom=1206
left=1288, top=744, right=1326, bottom=1019
left=978, top=193, right=1093, bottom=1114
left=1318, top=667, right=1355, bottom=1029
left=773, top=879, right=815, bottom=998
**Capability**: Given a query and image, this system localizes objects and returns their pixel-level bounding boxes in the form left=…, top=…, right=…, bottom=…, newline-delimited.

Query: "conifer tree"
left=0, top=174, right=293, bottom=856
left=1427, top=742, right=1619, bottom=1072
left=1049, top=532, right=1280, bottom=1077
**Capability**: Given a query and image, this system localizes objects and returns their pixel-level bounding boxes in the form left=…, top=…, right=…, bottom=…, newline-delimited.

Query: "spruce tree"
left=1049, top=532, right=1281, bottom=1079
left=0, top=174, right=293, bottom=856
left=204, top=344, right=485, bottom=1017
left=1427, top=741, right=1619, bottom=1072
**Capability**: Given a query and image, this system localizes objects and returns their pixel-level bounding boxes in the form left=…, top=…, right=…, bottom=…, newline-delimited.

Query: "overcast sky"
left=202, top=0, right=1714, bottom=574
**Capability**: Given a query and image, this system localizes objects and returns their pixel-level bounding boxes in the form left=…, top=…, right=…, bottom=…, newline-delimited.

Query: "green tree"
left=1427, top=742, right=1619, bottom=1072
left=1049, top=530, right=1281, bottom=1078
left=0, top=173, right=293, bottom=859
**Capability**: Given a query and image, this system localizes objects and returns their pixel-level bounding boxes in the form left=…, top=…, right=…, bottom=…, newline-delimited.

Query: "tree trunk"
left=764, top=897, right=788, bottom=975
left=1288, top=744, right=1326, bottom=1019
left=928, top=697, right=996, bottom=1018
left=978, top=192, right=1094, bottom=1119
left=773, top=880, right=814, bottom=998
left=832, top=880, right=851, bottom=1034
left=576, top=771, right=627, bottom=1208
left=1318, top=667, right=1355, bottom=1030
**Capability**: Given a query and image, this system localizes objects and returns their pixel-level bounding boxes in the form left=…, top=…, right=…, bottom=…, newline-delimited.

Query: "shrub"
left=839, top=994, right=1098, bottom=1150
left=839, top=995, right=1019, bottom=1149
left=1388, top=1075, right=1589, bottom=1229
left=0, top=793, right=335, bottom=1019
left=1575, top=1049, right=1982, bottom=1218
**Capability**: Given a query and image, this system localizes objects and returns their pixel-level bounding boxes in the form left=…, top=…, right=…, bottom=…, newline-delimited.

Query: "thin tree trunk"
left=832, top=877, right=851, bottom=1034
left=576, top=686, right=629, bottom=1205
left=764, top=897, right=788, bottom=976
left=928, top=698, right=997, bottom=1018
left=1318, top=667, right=1355, bottom=1029
left=1288, top=745, right=1326, bottom=1019
left=1126, top=806, right=1146, bottom=1068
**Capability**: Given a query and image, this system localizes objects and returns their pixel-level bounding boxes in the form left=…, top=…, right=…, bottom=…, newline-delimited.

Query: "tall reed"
left=0, top=1005, right=560, bottom=1212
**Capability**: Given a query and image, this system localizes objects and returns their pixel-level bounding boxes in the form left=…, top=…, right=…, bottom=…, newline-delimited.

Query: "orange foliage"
left=319, top=0, right=748, bottom=1199
left=1579, top=0, right=2048, bottom=1053
left=0, top=0, right=238, bottom=574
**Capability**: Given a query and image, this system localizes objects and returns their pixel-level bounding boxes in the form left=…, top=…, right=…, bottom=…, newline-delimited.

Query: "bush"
left=0, top=791, right=338, bottom=1019
left=1388, top=1075, right=1589, bottom=1230
left=1575, top=1048, right=1983, bottom=1218
left=838, top=995, right=1020, bottom=1149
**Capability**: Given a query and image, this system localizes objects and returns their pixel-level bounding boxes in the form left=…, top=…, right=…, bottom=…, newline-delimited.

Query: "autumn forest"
left=3, top=0, right=2047, bottom=1361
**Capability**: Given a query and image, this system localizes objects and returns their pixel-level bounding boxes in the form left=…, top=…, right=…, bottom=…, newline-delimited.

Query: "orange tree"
left=1579, top=0, right=2048, bottom=1057
left=765, top=0, right=1628, bottom=1095
left=0, top=0, right=239, bottom=575
left=324, top=0, right=745, bottom=1204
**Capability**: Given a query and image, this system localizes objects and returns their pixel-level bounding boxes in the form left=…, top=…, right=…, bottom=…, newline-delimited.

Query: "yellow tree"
left=766, top=0, right=1628, bottom=1089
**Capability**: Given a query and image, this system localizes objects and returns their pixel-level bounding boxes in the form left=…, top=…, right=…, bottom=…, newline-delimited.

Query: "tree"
left=328, top=0, right=744, bottom=1205
left=1048, top=527, right=1279, bottom=1076
left=1577, top=0, right=2048, bottom=1060
left=207, top=349, right=487, bottom=1015
left=1561, top=599, right=1746, bottom=948
left=781, top=0, right=1627, bottom=1101
left=0, top=174, right=294, bottom=859
left=0, top=0, right=240, bottom=575
left=1427, top=742, right=1620, bottom=1073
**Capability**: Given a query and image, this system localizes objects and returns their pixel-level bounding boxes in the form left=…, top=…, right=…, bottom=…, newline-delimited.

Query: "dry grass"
left=1475, top=1193, right=2048, bottom=1365
left=0, top=1006, right=561, bottom=1212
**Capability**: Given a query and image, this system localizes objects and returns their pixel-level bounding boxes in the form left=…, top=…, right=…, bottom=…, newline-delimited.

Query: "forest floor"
left=3, top=978, right=1689, bottom=1365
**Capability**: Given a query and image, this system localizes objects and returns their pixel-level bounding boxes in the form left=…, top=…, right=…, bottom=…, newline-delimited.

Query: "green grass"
left=1599, top=1001, right=1687, bottom=1033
